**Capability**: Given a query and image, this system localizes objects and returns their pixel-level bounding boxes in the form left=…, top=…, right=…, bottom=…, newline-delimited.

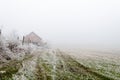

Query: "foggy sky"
left=0, top=0, right=120, bottom=48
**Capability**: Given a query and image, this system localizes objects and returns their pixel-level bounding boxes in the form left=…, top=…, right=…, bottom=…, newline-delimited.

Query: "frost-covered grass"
left=0, top=54, right=34, bottom=80
left=0, top=48, right=119, bottom=80
left=67, top=49, right=120, bottom=80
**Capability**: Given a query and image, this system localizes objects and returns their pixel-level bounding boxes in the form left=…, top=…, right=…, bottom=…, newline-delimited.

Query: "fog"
left=0, top=0, right=120, bottom=49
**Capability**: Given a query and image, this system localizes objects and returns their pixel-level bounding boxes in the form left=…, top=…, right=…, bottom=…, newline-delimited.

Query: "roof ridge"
left=25, top=32, right=42, bottom=40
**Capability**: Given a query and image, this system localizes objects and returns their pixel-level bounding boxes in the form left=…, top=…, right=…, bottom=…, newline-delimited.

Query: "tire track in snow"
left=11, top=49, right=115, bottom=80
left=57, top=50, right=115, bottom=80
left=12, top=53, right=39, bottom=80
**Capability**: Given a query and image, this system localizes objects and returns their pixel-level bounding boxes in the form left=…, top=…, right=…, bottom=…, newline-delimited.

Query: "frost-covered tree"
left=6, top=30, right=20, bottom=52
left=0, top=29, right=6, bottom=52
left=0, top=28, right=11, bottom=61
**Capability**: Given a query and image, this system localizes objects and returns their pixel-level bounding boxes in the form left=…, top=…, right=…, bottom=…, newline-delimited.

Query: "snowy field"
left=0, top=48, right=120, bottom=80
left=65, top=49, right=120, bottom=80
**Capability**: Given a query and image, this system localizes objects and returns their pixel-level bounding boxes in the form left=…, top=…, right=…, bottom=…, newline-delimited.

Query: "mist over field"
left=0, top=0, right=120, bottom=50
left=0, top=0, right=120, bottom=80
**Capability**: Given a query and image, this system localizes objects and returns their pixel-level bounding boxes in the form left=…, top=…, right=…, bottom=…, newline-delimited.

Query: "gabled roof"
left=28, top=32, right=42, bottom=39
left=24, top=32, right=42, bottom=43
